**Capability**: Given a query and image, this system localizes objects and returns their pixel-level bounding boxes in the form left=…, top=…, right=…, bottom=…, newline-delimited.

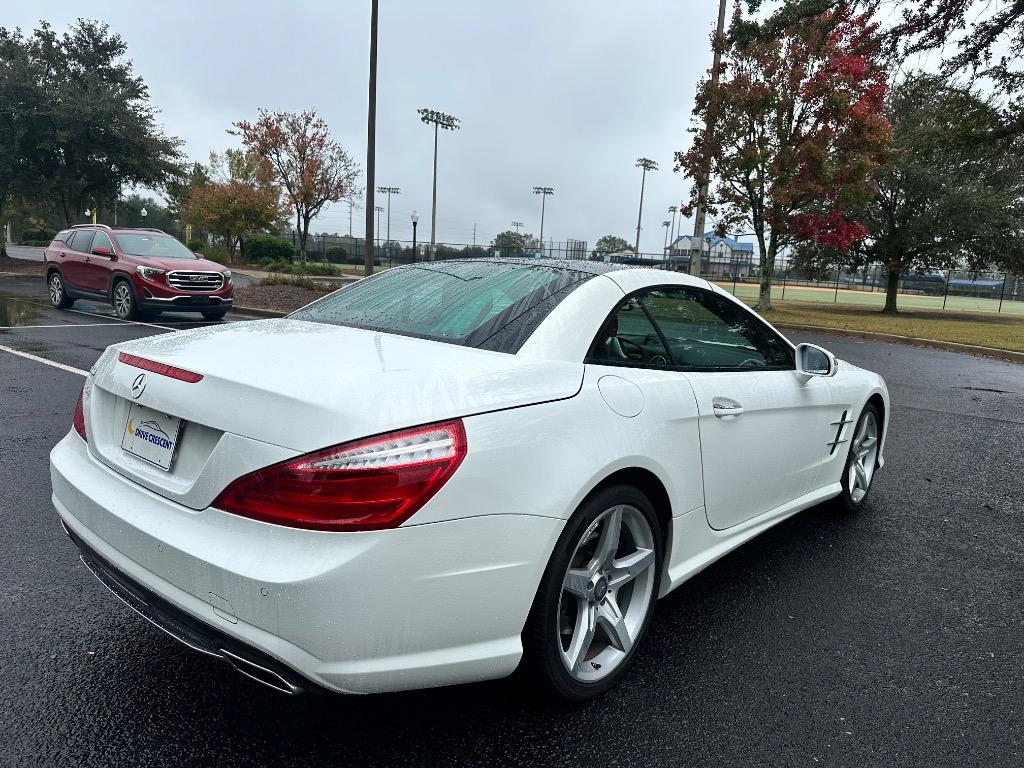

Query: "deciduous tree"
left=676, top=4, right=892, bottom=309
left=592, top=235, right=634, bottom=258
left=232, top=110, right=361, bottom=261
left=792, top=73, right=1024, bottom=312
left=183, top=151, right=286, bottom=260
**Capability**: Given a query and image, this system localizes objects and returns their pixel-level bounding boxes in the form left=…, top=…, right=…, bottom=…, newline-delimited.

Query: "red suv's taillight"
left=72, top=381, right=89, bottom=440
left=212, top=420, right=467, bottom=532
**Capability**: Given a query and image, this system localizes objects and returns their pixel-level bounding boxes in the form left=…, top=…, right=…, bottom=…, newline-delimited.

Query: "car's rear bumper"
left=50, top=433, right=562, bottom=694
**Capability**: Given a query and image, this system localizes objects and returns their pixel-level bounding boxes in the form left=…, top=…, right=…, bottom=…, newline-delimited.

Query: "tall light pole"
left=377, top=186, right=400, bottom=256
left=532, top=187, right=554, bottom=254
left=667, top=205, right=678, bottom=261
left=375, top=206, right=384, bottom=252
left=140, top=207, right=147, bottom=227
left=411, top=210, right=419, bottom=260
left=512, top=221, right=524, bottom=234
left=662, top=220, right=671, bottom=259
left=418, top=108, right=460, bottom=261
left=689, top=0, right=729, bottom=277
left=364, top=0, right=379, bottom=276
left=633, top=158, right=658, bottom=256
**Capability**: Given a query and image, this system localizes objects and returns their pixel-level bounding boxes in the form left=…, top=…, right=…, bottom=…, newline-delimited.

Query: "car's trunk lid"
left=85, top=319, right=582, bottom=508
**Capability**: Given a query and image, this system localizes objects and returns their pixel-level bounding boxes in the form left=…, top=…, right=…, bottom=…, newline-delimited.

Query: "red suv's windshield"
left=113, top=233, right=196, bottom=259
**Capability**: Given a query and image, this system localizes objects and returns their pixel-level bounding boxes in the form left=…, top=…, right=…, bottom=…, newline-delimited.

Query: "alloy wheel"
left=558, top=504, right=656, bottom=683
left=114, top=283, right=132, bottom=318
left=49, top=274, right=63, bottom=306
left=848, top=411, right=879, bottom=503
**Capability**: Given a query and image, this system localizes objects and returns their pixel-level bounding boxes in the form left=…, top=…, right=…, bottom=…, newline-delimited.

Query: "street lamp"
left=532, top=187, right=553, bottom=255
left=418, top=108, right=461, bottom=261
left=140, top=207, right=148, bottom=227
left=84, top=208, right=92, bottom=224
left=411, top=210, right=419, bottom=260
left=633, top=158, right=658, bottom=256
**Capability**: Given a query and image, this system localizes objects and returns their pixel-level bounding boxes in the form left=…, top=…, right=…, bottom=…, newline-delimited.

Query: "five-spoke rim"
left=49, top=274, right=62, bottom=305
left=849, top=411, right=879, bottom=503
left=558, top=504, right=656, bottom=683
left=114, top=283, right=132, bottom=317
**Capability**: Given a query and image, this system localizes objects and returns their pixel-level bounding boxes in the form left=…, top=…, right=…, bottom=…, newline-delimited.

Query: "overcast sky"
left=9, top=0, right=729, bottom=252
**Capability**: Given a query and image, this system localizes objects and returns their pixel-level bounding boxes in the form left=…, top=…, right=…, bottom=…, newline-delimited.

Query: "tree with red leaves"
left=233, top=110, right=361, bottom=261
left=676, top=4, right=892, bottom=309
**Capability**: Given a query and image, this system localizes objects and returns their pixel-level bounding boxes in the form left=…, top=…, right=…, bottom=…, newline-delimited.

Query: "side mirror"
left=796, top=343, right=837, bottom=379
left=193, top=251, right=203, bottom=258
left=91, top=245, right=113, bottom=258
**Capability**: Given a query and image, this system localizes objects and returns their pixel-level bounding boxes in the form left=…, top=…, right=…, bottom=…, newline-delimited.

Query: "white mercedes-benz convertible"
left=51, top=258, right=889, bottom=700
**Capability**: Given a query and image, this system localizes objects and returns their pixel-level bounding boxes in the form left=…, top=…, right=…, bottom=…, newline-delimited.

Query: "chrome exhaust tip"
left=220, top=648, right=304, bottom=695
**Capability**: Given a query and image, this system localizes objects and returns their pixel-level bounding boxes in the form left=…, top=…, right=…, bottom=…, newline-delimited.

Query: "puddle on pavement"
left=0, top=294, right=42, bottom=328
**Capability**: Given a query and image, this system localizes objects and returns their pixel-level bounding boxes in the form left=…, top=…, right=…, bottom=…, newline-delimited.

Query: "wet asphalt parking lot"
left=1, top=271, right=1022, bottom=767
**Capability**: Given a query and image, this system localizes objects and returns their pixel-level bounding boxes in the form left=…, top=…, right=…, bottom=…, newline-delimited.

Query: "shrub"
left=21, top=227, right=56, bottom=244
left=325, top=246, right=348, bottom=263
left=186, top=239, right=204, bottom=252
left=197, top=243, right=231, bottom=263
left=247, top=236, right=295, bottom=263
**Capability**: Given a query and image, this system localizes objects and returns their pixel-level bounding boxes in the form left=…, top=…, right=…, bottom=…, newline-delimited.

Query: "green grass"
left=714, top=280, right=1024, bottom=316
left=746, top=299, right=1024, bottom=352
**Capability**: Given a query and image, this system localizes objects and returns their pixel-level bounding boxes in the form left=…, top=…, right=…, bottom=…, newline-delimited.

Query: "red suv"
left=43, top=225, right=233, bottom=321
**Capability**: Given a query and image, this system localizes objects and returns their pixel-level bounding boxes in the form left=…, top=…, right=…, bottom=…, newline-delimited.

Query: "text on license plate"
left=121, top=402, right=183, bottom=471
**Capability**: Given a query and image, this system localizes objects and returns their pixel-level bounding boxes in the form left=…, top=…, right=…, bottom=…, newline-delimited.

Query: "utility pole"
left=633, top=158, right=658, bottom=257
left=375, top=206, right=384, bottom=251
left=662, top=220, right=671, bottom=260
left=377, top=186, right=400, bottom=258
left=418, top=108, right=460, bottom=260
left=472, top=223, right=476, bottom=247
left=364, top=0, right=379, bottom=276
left=533, top=186, right=553, bottom=253
left=689, top=0, right=728, bottom=277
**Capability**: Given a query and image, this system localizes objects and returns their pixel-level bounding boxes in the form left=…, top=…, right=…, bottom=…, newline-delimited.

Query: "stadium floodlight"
left=633, top=158, right=658, bottom=255
left=418, top=108, right=461, bottom=260
left=532, top=187, right=554, bottom=252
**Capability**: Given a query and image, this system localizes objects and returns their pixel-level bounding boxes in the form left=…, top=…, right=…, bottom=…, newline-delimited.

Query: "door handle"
left=712, top=398, right=744, bottom=418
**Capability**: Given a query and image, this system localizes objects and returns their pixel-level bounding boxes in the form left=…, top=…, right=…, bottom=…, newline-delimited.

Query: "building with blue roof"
left=668, top=231, right=756, bottom=277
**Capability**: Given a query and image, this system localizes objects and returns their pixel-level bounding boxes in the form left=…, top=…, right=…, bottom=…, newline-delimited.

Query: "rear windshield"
left=290, top=260, right=592, bottom=353
left=113, top=233, right=196, bottom=259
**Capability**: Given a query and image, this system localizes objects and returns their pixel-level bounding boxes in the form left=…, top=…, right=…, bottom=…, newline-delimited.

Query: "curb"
left=775, top=322, right=1024, bottom=365
left=232, top=305, right=288, bottom=319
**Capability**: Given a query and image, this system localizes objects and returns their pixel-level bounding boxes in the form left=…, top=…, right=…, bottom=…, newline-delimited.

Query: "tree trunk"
left=883, top=267, right=900, bottom=313
left=754, top=231, right=777, bottom=310
left=297, top=210, right=309, bottom=263
left=0, top=190, right=7, bottom=258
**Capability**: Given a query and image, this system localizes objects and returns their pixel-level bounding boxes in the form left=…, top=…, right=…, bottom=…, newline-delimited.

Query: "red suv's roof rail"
left=110, top=227, right=170, bottom=235
left=71, top=223, right=112, bottom=231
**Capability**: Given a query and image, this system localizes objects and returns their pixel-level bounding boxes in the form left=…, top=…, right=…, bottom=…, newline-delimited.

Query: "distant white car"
left=51, top=259, right=889, bottom=700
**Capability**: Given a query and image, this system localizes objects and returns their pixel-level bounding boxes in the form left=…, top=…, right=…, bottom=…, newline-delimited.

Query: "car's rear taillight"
left=212, top=420, right=467, bottom=532
left=72, top=380, right=90, bottom=440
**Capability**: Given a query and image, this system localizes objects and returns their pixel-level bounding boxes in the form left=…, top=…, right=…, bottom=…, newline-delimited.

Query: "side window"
left=53, top=230, right=72, bottom=244
left=69, top=230, right=95, bottom=253
left=586, top=296, right=673, bottom=368
left=92, top=231, right=114, bottom=254
left=639, top=287, right=793, bottom=370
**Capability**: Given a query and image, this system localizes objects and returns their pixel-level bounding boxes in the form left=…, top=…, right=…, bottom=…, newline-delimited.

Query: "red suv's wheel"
left=112, top=280, right=140, bottom=320
left=48, top=272, right=75, bottom=309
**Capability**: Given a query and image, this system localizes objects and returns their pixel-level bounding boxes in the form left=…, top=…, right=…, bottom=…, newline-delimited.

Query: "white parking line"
left=0, top=344, right=88, bottom=377
left=67, top=307, right=177, bottom=331
left=0, top=323, right=122, bottom=330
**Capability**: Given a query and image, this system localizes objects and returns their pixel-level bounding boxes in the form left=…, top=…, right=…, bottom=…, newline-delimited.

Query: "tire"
left=112, top=279, right=140, bottom=320
left=832, top=403, right=881, bottom=513
left=201, top=309, right=228, bottom=321
left=522, top=484, right=663, bottom=702
left=47, top=272, right=75, bottom=309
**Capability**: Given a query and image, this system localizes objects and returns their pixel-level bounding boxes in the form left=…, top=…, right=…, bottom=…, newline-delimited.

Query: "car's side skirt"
left=660, top=482, right=842, bottom=597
